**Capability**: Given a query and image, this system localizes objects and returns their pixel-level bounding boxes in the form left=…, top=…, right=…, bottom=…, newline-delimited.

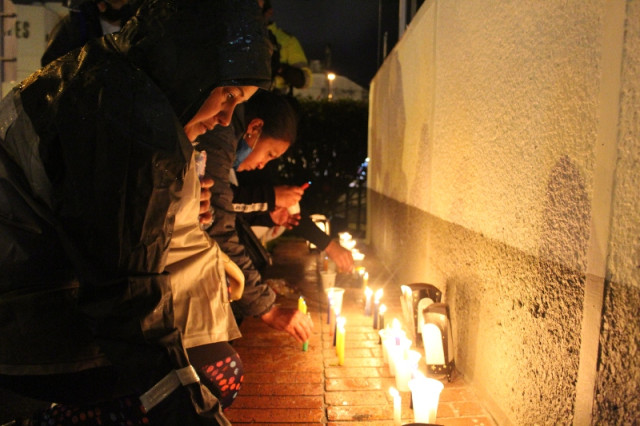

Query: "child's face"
left=236, top=136, right=290, bottom=172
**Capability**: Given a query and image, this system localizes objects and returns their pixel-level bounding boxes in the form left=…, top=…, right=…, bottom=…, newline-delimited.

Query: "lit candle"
left=408, top=373, right=444, bottom=424
left=336, top=316, right=346, bottom=365
left=298, top=296, right=308, bottom=351
left=372, top=289, right=383, bottom=329
left=333, top=309, right=339, bottom=346
left=378, top=304, right=387, bottom=330
left=352, top=249, right=365, bottom=261
left=363, top=271, right=369, bottom=288
left=387, top=339, right=401, bottom=376
left=389, top=387, right=401, bottom=425
left=395, top=350, right=420, bottom=392
left=388, top=328, right=410, bottom=377
left=364, top=286, right=373, bottom=316
left=339, top=232, right=352, bottom=243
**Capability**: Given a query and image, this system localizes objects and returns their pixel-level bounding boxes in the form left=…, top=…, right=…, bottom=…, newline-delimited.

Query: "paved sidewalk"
left=225, top=237, right=497, bottom=425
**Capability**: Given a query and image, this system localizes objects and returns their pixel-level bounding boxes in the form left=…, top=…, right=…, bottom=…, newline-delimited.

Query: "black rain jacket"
left=0, top=0, right=270, bottom=422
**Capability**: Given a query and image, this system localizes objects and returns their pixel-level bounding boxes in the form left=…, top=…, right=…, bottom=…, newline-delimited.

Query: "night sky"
left=270, top=0, right=400, bottom=89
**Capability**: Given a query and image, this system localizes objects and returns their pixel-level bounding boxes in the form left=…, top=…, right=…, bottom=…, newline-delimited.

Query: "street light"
left=327, top=72, right=336, bottom=100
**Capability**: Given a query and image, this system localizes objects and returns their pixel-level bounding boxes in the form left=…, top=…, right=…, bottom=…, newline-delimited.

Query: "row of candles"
left=309, top=232, right=444, bottom=424
left=316, top=287, right=442, bottom=423
left=365, top=287, right=444, bottom=425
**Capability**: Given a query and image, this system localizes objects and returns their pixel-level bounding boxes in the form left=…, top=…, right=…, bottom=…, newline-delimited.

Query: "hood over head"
left=112, top=0, right=272, bottom=124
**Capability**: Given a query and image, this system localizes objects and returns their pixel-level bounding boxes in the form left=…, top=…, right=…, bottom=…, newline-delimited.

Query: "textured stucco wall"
left=368, top=192, right=584, bottom=424
left=368, top=0, right=639, bottom=423
left=593, top=0, right=640, bottom=422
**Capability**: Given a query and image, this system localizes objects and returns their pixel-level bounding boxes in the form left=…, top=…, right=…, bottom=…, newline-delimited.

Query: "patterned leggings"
left=9, top=342, right=243, bottom=425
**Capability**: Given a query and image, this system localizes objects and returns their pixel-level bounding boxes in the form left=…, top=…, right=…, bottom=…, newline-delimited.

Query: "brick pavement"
left=225, top=238, right=497, bottom=426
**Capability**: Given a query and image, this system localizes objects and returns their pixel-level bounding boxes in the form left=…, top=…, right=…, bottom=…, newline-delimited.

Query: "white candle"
left=372, top=288, right=383, bottom=328
left=378, top=304, right=387, bottom=330
left=395, top=350, right=421, bottom=391
left=389, top=387, right=401, bottom=425
left=408, top=374, right=444, bottom=424
left=395, top=358, right=412, bottom=392
left=388, top=335, right=411, bottom=377
left=364, top=286, right=373, bottom=315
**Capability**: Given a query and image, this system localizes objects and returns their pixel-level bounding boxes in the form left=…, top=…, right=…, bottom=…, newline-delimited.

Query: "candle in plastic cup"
left=409, top=375, right=444, bottom=423
left=320, top=271, right=337, bottom=291
left=395, top=350, right=421, bottom=391
left=388, top=335, right=411, bottom=376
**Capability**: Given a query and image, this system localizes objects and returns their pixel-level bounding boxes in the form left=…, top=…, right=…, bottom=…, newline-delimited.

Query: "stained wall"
left=368, top=0, right=639, bottom=423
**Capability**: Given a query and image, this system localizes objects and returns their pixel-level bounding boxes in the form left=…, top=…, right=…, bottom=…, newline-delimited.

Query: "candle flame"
left=365, top=286, right=373, bottom=297
left=337, top=316, right=346, bottom=328
left=342, top=239, right=356, bottom=250
left=379, top=304, right=387, bottom=314
left=352, top=250, right=365, bottom=261
left=374, top=288, right=383, bottom=301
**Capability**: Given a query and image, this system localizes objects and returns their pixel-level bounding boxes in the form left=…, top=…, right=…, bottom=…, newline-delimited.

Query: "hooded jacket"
left=197, top=105, right=277, bottom=320
left=0, top=0, right=270, bottom=421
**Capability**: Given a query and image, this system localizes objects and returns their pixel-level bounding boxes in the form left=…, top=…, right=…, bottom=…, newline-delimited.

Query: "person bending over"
left=0, top=0, right=271, bottom=424
left=198, top=90, right=312, bottom=339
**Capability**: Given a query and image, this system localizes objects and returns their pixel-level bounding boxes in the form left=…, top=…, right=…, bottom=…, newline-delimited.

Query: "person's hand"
left=324, top=240, right=354, bottom=273
left=274, top=185, right=304, bottom=209
left=269, top=207, right=301, bottom=229
left=199, top=177, right=214, bottom=225
left=260, top=305, right=313, bottom=343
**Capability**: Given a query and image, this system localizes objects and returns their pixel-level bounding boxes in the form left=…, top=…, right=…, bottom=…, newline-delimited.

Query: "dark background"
left=269, top=0, right=402, bottom=88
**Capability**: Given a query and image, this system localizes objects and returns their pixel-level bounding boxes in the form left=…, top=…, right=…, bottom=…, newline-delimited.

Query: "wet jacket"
left=0, top=0, right=270, bottom=421
left=41, top=1, right=107, bottom=67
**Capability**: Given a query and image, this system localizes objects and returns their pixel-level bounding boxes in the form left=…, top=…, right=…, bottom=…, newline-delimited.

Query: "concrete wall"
left=368, top=0, right=639, bottom=424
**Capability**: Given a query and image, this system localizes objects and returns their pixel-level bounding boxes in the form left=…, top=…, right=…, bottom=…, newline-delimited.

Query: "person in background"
left=41, top=0, right=135, bottom=67
left=0, top=0, right=271, bottom=423
left=233, top=167, right=355, bottom=274
left=198, top=90, right=313, bottom=341
left=260, top=0, right=312, bottom=94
